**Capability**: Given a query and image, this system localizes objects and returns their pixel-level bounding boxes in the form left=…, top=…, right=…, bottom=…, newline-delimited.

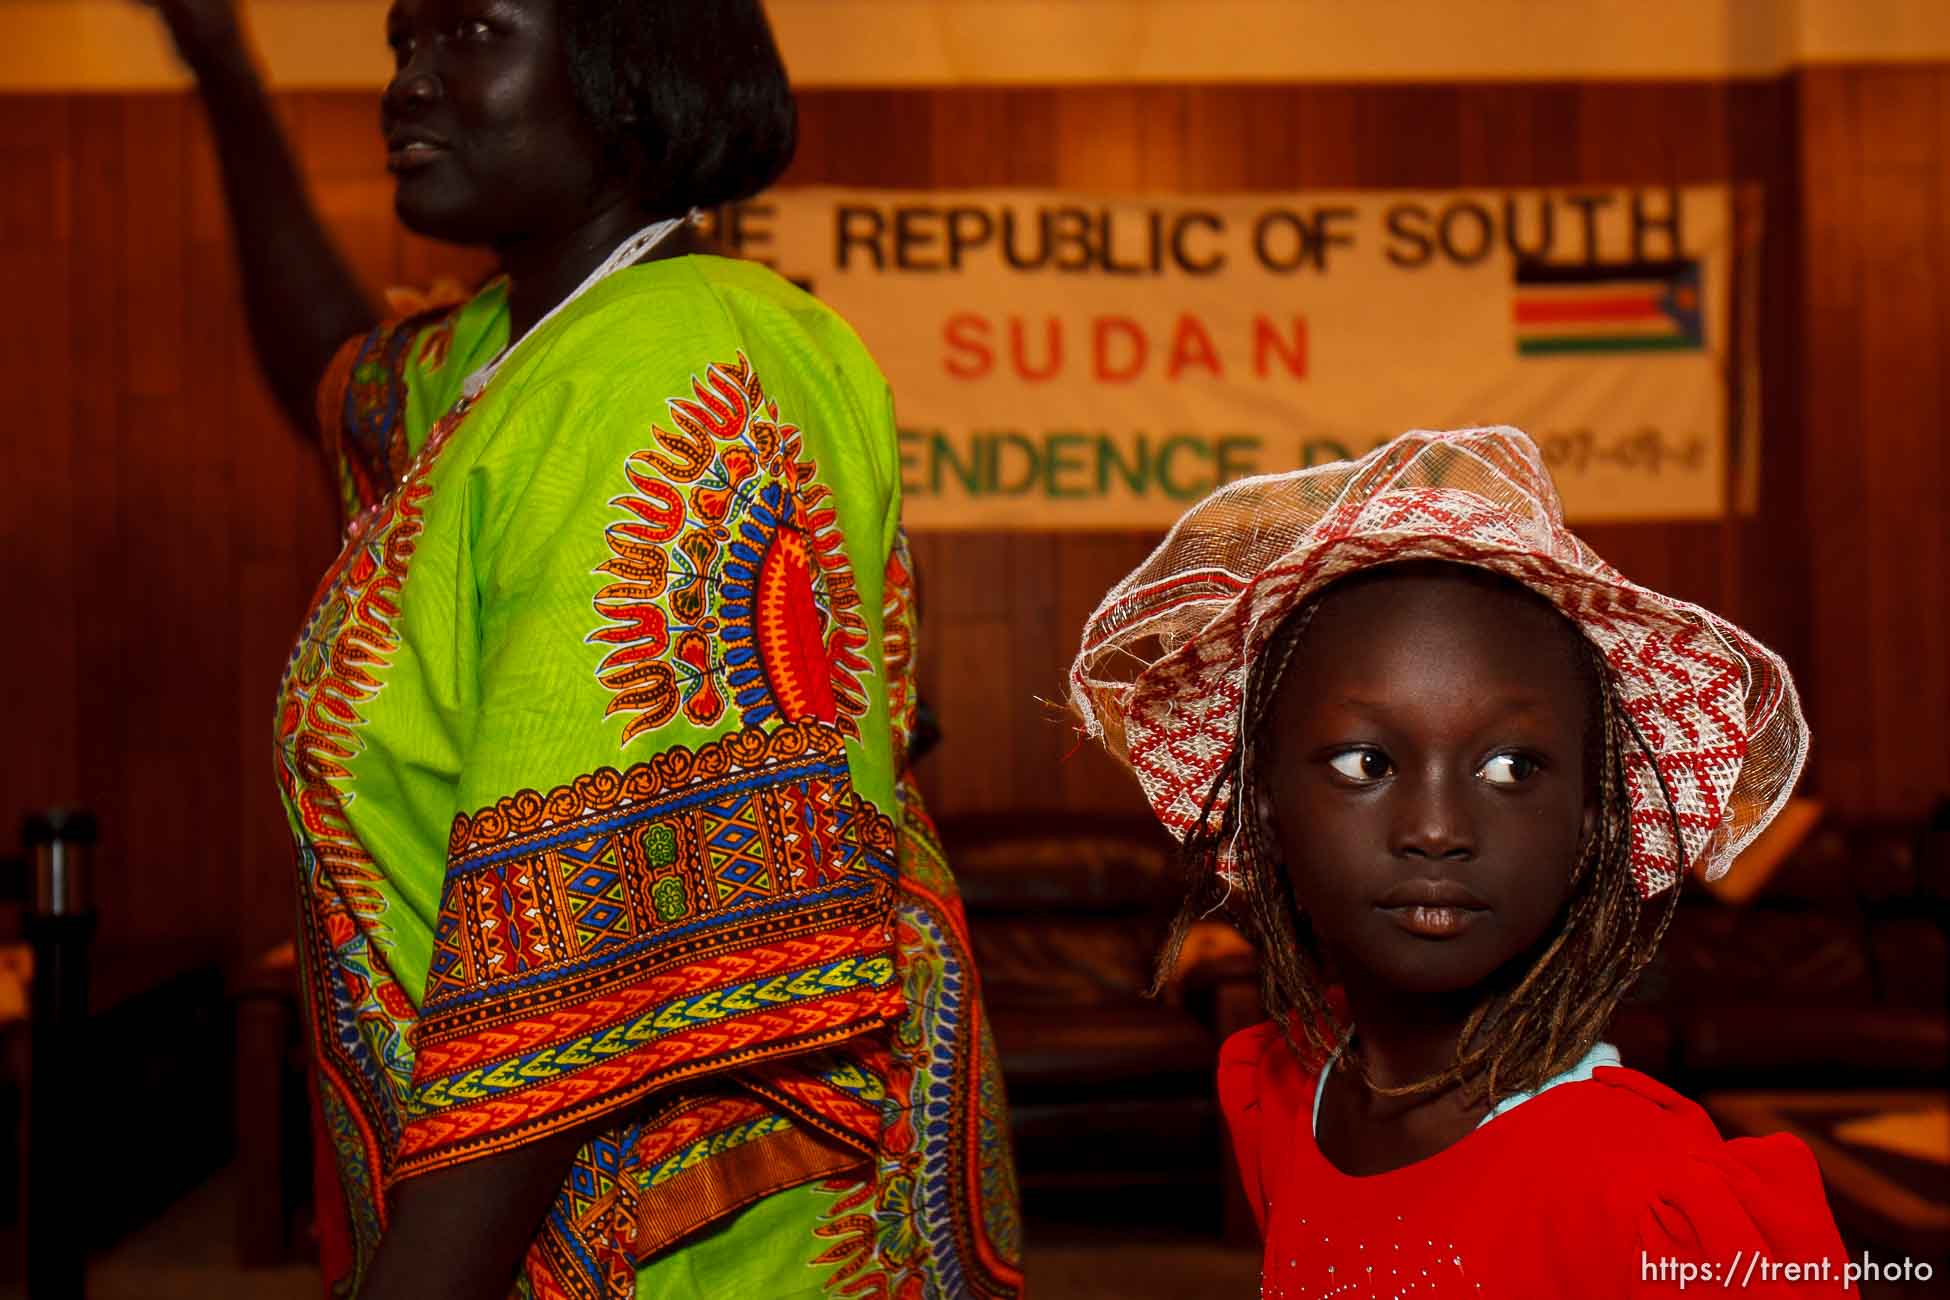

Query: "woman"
left=147, top=1, right=1023, bottom=1296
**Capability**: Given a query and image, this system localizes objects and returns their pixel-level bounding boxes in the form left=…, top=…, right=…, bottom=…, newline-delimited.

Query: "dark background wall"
left=0, top=71, right=1942, bottom=985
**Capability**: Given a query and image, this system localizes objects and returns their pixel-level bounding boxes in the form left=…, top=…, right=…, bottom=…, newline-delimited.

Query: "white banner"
left=723, top=186, right=1735, bottom=530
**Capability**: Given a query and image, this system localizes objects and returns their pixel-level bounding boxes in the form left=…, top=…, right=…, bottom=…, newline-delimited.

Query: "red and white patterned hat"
left=1068, top=427, right=1808, bottom=899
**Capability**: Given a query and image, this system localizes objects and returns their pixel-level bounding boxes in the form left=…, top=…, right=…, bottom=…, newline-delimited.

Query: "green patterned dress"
left=278, top=256, right=1022, bottom=1299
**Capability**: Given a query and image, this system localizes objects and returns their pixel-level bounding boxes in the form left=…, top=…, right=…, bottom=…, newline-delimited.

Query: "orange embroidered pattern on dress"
left=588, top=353, right=872, bottom=747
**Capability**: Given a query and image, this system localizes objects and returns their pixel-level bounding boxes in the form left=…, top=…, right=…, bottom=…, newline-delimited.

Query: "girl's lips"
left=1379, top=904, right=1485, bottom=939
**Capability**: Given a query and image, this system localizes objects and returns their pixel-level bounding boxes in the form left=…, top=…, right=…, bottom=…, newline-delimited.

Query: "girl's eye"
left=1478, top=753, right=1539, bottom=785
left=1326, top=749, right=1392, bottom=783
left=451, top=18, right=493, bottom=40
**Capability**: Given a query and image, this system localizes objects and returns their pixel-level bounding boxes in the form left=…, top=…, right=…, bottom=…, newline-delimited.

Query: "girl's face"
left=1260, top=565, right=1596, bottom=1000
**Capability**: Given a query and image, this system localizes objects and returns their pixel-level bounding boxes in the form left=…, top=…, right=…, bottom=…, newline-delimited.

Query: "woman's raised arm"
left=145, top=0, right=378, bottom=438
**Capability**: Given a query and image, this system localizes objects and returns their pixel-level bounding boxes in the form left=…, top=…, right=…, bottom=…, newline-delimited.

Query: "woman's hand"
left=359, top=1123, right=595, bottom=1300
left=131, top=0, right=378, bottom=442
left=137, top=0, right=250, bottom=81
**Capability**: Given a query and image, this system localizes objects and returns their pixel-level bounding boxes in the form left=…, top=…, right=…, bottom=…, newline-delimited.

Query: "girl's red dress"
left=1221, top=1022, right=1859, bottom=1298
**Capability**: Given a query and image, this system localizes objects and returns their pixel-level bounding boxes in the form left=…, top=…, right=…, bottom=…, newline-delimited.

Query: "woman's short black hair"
left=559, top=0, right=797, bottom=216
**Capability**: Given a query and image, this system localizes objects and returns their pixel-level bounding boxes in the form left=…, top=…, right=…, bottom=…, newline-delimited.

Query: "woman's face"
left=382, top=0, right=621, bottom=246
left=1259, top=566, right=1596, bottom=1001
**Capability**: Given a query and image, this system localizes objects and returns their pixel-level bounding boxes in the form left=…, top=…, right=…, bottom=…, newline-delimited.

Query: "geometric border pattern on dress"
left=399, top=720, right=901, bottom=1179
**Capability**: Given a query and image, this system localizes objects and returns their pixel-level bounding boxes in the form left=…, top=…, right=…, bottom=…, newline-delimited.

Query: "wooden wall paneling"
left=122, top=395, right=212, bottom=953
left=178, top=100, right=282, bottom=961
left=1281, top=86, right=1363, bottom=187
left=1001, top=534, right=1063, bottom=811
left=1002, top=88, right=1064, bottom=187
left=1855, top=164, right=1946, bottom=811
left=183, top=95, right=291, bottom=959
left=234, top=549, right=303, bottom=963
left=1354, top=86, right=1465, bottom=188
left=1573, top=85, right=1677, bottom=182
left=919, top=514, right=982, bottom=792
left=1664, top=82, right=1733, bottom=179
left=785, top=89, right=935, bottom=189
left=0, top=98, right=77, bottom=830
left=1136, top=87, right=1194, bottom=189
left=925, top=84, right=985, bottom=187
left=1726, top=78, right=1809, bottom=675
left=1176, top=85, right=1246, bottom=192
left=1456, top=84, right=1577, bottom=185
left=1852, top=65, right=1942, bottom=172
left=949, top=629, right=1043, bottom=816
left=908, top=533, right=1018, bottom=817
left=121, top=96, right=189, bottom=401
left=1797, top=70, right=1878, bottom=809
left=1050, top=86, right=1149, bottom=192
left=1793, top=65, right=1950, bottom=817
left=184, top=98, right=259, bottom=959
left=231, top=498, right=305, bottom=960
left=167, top=103, right=247, bottom=925
left=64, top=97, right=136, bottom=967
left=919, top=88, right=1054, bottom=189
left=1850, top=69, right=1947, bottom=813
left=1928, top=68, right=1950, bottom=812
left=118, top=95, right=217, bottom=952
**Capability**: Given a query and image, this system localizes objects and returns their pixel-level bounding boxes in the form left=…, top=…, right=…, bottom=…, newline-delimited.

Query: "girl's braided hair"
left=1151, top=565, right=1686, bottom=1107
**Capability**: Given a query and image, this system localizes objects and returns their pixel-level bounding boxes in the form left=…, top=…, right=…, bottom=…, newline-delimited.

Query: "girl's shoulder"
left=1218, top=1021, right=1322, bottom=1239
left=1217, top=1020, right=1334, bottom=1175
left=1532, top=1068, right=1852, bottom=1282
left=1552, top=1064, right=1723, bottom=1143
left=1219, top=1020, right=1329, bottom=1118
left=1511, top=1065, right=1822, bottom=1192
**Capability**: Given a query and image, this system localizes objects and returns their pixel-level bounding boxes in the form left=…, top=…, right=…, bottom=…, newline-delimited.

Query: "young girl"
left=1070, top=427, right=1855, bottom=1297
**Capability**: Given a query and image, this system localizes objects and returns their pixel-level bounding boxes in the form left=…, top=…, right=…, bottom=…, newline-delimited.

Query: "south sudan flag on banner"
left=1513, top=259, right=1704, bottom=356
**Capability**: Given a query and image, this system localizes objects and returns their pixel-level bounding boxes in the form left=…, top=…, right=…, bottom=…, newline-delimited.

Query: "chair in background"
left=233, top=941, right=308, bottom=1268
left=939, top=814, right=1258, bottom=1231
